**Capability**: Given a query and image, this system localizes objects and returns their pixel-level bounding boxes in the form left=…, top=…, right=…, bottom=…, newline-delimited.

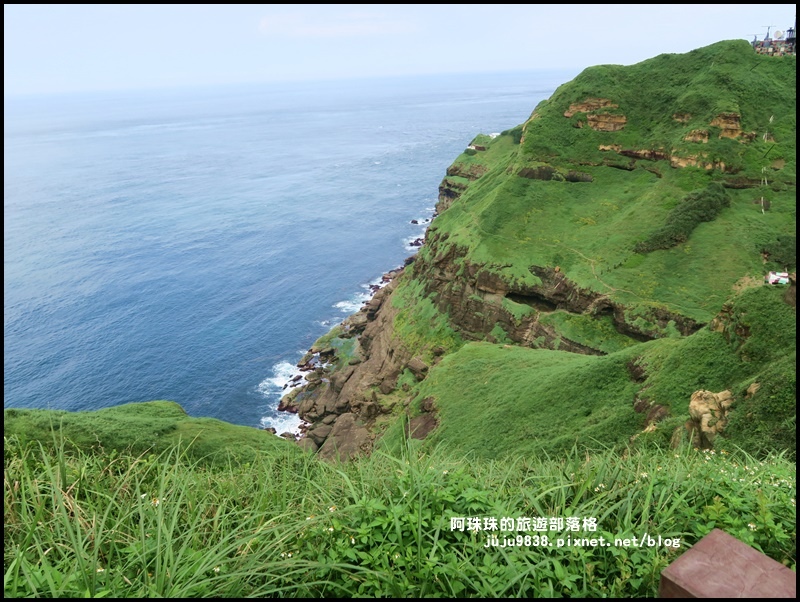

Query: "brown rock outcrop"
left=564, top=98, right=618, bottom=118
left=586, top=113, right=627, bottom=132
left=669, top=153, right=728, bottom=172
left=710, top=113, right=743, bottom=139
left=316, top=413, right=373, bottom=461
left=687, top=389, right=735, bottom=448
left=437, top=178, right=469, bottom=214
left=683, top=129, right=710, bottom=143
left=445, top=163, right=487, bottom=181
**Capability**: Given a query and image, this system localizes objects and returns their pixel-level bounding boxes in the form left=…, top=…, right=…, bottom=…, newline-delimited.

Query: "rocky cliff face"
left=411, top=228, right=702, bottom=352
left=281, top=277, right=426, bottom=460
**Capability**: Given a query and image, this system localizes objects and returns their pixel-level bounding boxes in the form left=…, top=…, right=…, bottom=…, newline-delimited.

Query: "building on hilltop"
left=751, top=21, right=796, bottom=56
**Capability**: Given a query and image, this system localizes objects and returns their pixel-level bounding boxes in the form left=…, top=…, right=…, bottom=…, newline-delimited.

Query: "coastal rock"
left=342, top=311, right=369, bottom=334
left=379, top=374, right=398, bottom=394
left=410, top=234, right=701, bottom=353
left=297, top=437, right=318, bottom=453
left=710, top=112, right=743, bottom=139
left=317, top=413, right=373, bottom=461
left=407, top=357, right=429, bottom=380
left=406, top=414, right=439, bottom=440
left=445, top=163, right=487, bottom=181
left=307, top=423, right=333, bottom=446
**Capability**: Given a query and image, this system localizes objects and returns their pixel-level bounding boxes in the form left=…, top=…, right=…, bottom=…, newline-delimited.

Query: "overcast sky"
left=4, top=4, right=797, bottom=96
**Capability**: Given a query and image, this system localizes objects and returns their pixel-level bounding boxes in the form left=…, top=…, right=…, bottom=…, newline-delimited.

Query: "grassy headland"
left=4, top=39, right=796, bottom=596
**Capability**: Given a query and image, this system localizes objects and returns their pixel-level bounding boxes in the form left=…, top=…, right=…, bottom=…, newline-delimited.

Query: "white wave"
left=333, top=289, right=372, bottom=313
left=256, top=360, right=306, bottom=395
left=259, top=412, right=304, bottom=436
left=404, top=234, right=425, bottom=251
left=363, top=275, right=385, bottom=289
left=256, top=359, right=311, bottom=436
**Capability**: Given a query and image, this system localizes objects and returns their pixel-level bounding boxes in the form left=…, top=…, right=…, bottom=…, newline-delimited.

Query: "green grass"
left=391, top=277, right=464, bottom=362
left=3, top=401, right=297, bottom=465
left=4, top=435, right=795, bottom=597
left=411, top=342, right=643, bottom=459
left=539, top=311, right=642, bottom=354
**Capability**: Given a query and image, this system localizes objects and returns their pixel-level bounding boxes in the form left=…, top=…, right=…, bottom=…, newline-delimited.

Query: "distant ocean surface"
left=4, top=70, right=575, bottom=433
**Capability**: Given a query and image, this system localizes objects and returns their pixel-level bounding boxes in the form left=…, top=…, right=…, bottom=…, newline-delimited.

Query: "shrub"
left=634, top=183, right=731, bottom=253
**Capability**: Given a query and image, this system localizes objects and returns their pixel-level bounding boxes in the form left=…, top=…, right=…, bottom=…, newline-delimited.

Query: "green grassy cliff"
left=286, top=39, right=796, bottom=462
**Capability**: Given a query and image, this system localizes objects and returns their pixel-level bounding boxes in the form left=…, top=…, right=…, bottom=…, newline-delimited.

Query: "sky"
left=4, top=4, right=797, bottom=96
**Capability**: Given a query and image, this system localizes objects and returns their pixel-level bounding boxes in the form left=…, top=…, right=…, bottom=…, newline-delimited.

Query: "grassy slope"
left=3, top=401, right=298, bottom=464
left=375, top=40, right=796, bottom=460
left=4, top=436, right=795, bottom=597
left=397, top=284, right=795, bottom=461
left=422, top=40, right=795, bottom=323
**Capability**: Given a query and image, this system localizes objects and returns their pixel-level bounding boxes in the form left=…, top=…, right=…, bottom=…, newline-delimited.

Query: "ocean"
left=4, top=70, right=575, bottom=434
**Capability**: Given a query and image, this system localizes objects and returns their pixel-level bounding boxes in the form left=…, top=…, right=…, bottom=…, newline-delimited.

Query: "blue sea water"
left=4, top=70, right=575, bottom=433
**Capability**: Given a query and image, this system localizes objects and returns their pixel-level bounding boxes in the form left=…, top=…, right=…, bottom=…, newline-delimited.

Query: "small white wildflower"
left=281, top=553, right=286, bottom=558
left=151, top=498, right=160, bottom=507
left=288, top=552, right=293, bottom=558
left=140, top=494, right=147, bottom=499
left=213, top=566, right=220, bottom=574
left=329, top=506, right=336, bottom=512
left=328, top=527, right=334, bottom=532
left=748, top=523, right=757, bottom=531
left=96, top=567, right=105, bottom=573
left=394, top=553, right=400, bottom=560
left=640, top=472, right=648, bottom=478
left=442, top=470, right=449, bottom=475
left=351, top=537, right=355, bottom=545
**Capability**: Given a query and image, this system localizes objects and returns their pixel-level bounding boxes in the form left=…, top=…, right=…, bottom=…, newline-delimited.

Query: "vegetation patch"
left=5, top=436, right=793, bottom=597
left=633, top=183, right=731, bottom=253
left=540, top=311, right=641, bottom=354
left=3, top=401, right=296, bottom=465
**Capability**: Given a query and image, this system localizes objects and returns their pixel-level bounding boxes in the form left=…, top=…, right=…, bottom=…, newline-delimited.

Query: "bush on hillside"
left=634, top=182, right=731, bottom=253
